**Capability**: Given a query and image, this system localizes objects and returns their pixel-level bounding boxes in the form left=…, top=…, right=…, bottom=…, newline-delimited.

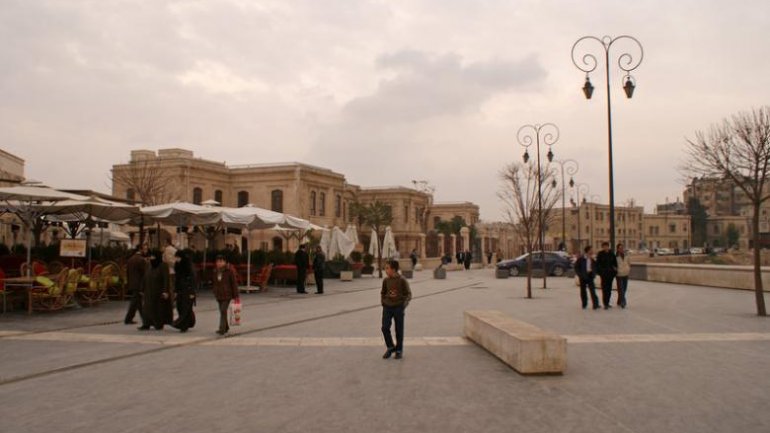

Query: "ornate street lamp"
left=551, top=159, right=579, bottom=252
left=571, top=35, right=643, bottom=251
left=518, top=123, right=559, bottom=288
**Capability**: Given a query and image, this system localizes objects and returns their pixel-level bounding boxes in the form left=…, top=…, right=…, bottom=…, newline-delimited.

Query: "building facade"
left=112, top=149, right=486, bottom=258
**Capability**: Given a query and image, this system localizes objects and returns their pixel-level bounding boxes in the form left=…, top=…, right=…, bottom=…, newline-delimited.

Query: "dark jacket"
left=174, top=257, right=196, bottom=295
left=596, top=250, right=618, bottom=277
left=295, top=249, right=309, bottom=273
left=126, top=252, right=147, bottom=294
left=212, top=268, right=238, bottom=302
left=312, top=251, right=325, bottom=273
left=574, top=255, right=596, bottom=281
left=381, top=275, right=412, bottom=307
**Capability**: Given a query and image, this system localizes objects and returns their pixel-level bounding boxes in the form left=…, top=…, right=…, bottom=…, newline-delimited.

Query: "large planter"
left=340, top=271, right=353, bottom=281
left=433, top=267, right=446, bottom=279
left=324, top=261, right=348, bottom=278
left=495, top=268, right=509, bottom=279
left=402, top=270, right=413, bottom=279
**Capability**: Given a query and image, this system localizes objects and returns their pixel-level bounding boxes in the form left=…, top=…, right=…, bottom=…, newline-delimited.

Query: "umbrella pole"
left=26, top=224, right=32, bottom=277
left=246, top=229, right=251, bottom=289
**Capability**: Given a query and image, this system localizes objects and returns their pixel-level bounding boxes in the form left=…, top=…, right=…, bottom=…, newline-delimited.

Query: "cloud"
left=342, top=50, right=546, bottom=123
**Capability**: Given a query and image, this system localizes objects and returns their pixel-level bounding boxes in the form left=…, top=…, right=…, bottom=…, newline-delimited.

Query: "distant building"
left=0, top=149, right=24, bottom=245
left=112, top=149, right=488, bottom=258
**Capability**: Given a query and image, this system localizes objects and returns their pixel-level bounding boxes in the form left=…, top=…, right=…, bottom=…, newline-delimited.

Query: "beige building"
left=705, top=215, right=751, bottom=250
left=642, top=213, right=692, bottom=252
left=547, top=202, right=645, bottom=253
left=112, top=149, right=487, bottom=259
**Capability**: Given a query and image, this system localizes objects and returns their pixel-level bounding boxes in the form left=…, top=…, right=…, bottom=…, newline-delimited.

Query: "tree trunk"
left=526, top=254, right=532, bottom=299
left=752, top=204, right=767, bottom=316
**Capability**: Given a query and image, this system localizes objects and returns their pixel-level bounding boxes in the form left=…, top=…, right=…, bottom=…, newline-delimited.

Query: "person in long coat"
left=124, top=243, right=148, bottom=325
left=138, top=251, right=172, bottom=331
left=463, top=249, right=472, bottom=270
left=312, top=246, right=325, bottom=294
left=172, top=250, right=196, bottom=332
left=294, top=244, right=310, bottom=294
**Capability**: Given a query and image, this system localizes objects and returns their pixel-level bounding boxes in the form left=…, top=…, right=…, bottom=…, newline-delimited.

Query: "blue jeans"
left=616, top=276, right=629, bottom=307
left=381, top=305, right=405, bottom=352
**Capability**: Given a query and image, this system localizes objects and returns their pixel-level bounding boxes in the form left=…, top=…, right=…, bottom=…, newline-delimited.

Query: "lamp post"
left=571, top=35, right=643, bottom=252
left=571, top=182, right=590, bottom=251
left=551, top=159, right=579, bottom=252
left=518, top=123, right=558, bottom=289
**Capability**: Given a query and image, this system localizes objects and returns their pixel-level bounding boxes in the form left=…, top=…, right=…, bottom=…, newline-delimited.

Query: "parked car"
left=656, top=248, right=674, bottom=256
left=495, top=251, right=573, bottom=277
left=689, top=247, right=705, bottom=255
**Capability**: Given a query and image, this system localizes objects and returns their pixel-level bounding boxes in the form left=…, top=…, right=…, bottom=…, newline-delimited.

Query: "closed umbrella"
left=319, top=228, right=331, bottom=256
left=381, top=226, right=397, bottom=259
left=368, top=229, right=379, bottom=258
left=345, top=225, right=359, bottom=247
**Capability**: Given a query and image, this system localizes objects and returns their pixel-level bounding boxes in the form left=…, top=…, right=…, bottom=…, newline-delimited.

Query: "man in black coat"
left=124, top=243, right=148, bottom=324
left=295, top=244, right=310, bottom=294
left=595, top=242, right=617, bottom=309
left=574, top=245, right=600, bottom=310
left=312, top=246, right=325, bottom=294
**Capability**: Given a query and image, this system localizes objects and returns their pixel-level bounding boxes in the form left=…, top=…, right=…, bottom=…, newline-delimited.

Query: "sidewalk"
left=1, top=270, right=769, bottom=432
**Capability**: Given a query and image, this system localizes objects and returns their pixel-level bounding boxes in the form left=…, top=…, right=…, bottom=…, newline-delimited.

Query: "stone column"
left=450, top=234, right=457, bottom=257
left=460, top=227, right=470, bottom=252
left=438, top=233, right=445, bottom=257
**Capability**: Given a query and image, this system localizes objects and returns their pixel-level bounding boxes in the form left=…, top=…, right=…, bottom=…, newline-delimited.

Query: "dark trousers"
left=296, top=270, right=307, bottom=293
left=381, top=305, right=405, bottom=352
left=314, top=270, right=324, bottom=293
left=616, top=276, right=629, bottom=307
left=579, top=274, right=599, bottom=308
left=218, top=300, right=230, bottom=333
left=600, top=273, right=615, bottom=307
left=173, top=293, right=196, bottom=331
left=124, top=290, right=143, bottom=323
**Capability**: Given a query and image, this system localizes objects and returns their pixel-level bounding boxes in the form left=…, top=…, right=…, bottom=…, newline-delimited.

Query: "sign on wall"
left=60, top=239, right=87, bottom=258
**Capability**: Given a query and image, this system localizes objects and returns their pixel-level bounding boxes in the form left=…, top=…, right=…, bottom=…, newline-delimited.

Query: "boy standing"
left=380, top=260, right=412, bottom=360
left=212, top=255, right=239, bottom=335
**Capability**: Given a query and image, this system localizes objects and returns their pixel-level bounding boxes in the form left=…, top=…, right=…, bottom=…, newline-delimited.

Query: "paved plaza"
left=1, top=269, right=770, bottom=433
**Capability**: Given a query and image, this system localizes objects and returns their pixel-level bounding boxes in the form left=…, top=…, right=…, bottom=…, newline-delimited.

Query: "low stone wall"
left=630, top=263, right=770, bottom=291
left=463, top=310, right=566, bottom=375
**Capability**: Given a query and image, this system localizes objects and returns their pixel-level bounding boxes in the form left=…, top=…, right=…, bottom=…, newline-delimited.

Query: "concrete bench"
left=463, top=310, right=566, bottom=375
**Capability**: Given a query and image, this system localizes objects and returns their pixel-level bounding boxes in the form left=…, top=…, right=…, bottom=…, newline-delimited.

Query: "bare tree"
left=682, top=106, right=770, bottom=316
left=111, top=159, right=177, bottom=206
left=112, top=158, right=178, bottom=245
left=498, top=162, right=561, bottom=298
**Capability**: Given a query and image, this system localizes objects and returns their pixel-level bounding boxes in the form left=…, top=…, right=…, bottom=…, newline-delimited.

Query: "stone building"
left=547, top=202, right=645, bottom=253
left=642, top=214, right=692, bottom=252
left=112, top=149, right=480, bottom=258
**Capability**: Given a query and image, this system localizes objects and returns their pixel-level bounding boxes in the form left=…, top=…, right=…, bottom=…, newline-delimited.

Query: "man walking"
left=124, top=243, right=148, bottom=324
left=212, top=255, right=239, bottom=335
left=596, top=242, right=617, bottom=309
left=574, top=245, right=600, bottom=310
left=294, top=244, right=309, bottom=294
left=380, top=260, right=412, bottom=360
left=312, top=245, right=325, bottom=294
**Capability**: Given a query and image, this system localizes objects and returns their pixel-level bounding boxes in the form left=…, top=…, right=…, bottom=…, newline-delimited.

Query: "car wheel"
left=509, top=266, right=520, bottom=277
left=552, top=266, right=565, bottom=277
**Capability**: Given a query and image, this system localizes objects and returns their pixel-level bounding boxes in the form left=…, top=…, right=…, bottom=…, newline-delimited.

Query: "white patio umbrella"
left=345, top=225, right=359, bottom=247
left=319, top=228, right=331, bottom=256
left=328, top=226, right=354, bottom=259
left=141, top=202, right=222, bottom=249
left=381, top=226, right=397, bottom=259
left=368, top=228, right=379, bottom=258
left=0, top=185, right=89, bottom=276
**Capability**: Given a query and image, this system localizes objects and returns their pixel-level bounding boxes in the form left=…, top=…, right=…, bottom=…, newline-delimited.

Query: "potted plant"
left=324, top=253, right=350, bottom=278
left=350, top=251, right=363, bottom=278
left=361, top=253, right=375, bottom=276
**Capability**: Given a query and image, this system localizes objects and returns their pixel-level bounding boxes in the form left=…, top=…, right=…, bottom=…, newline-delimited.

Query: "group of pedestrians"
left=124, top=241, right=242, bottom=335
left=293, top=244, right=327, bottom=294
left=574, top=242, right=631, bottom=310
left=455, top=250, right=472, bottom=270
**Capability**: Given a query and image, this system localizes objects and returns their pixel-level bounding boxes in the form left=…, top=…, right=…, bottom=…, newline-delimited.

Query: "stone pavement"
left=1, top=269, right=769, bottom=433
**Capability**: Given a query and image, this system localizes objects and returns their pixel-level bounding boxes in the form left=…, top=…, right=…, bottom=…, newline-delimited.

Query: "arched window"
left=237, top=191, right=249, bottom=208
left=310, top=191, right=317, bottom=216
left=192, top=187, right=203, bottom=205
left=271, top=190, right=283, bottom=213
left=272, top=237, right=283, bottom=252
left=319, top=192, right=326, bottom=216
left=214, top=190, right=223, bottom=206
left=126, top=188, right=136, bottom=201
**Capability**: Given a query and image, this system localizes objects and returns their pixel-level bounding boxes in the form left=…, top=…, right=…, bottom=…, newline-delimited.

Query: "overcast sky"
left=2, top=0, right=769, bottom=220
